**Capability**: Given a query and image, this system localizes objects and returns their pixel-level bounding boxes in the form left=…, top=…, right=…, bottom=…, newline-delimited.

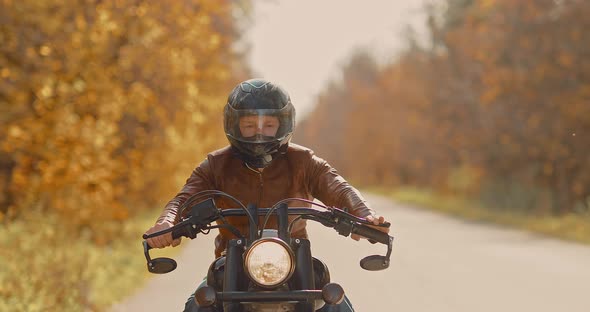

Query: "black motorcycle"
left=142, top=190, right=394, bottom=312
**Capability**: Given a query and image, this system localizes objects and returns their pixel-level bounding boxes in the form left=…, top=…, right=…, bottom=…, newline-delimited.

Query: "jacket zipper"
left=244, top=163, right=264, bottom=208
left=257, top=172, right=263, bottom=208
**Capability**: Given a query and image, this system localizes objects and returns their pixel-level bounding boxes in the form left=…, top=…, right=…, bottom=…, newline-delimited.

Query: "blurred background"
left=1, top=0, right=589, bottom=311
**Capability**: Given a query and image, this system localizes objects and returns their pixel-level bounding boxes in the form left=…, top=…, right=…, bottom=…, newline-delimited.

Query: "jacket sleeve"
left=307, top=153, right=376, bottom=218
left=157, top=158, right=215, bottom=224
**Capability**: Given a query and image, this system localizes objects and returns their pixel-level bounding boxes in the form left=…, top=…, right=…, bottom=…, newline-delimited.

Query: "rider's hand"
left=351, top=215, right=390, bottom=241
left=144, top=220, right=182, bottom=248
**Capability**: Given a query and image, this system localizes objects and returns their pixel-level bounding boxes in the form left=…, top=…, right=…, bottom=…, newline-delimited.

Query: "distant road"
left=111, top=194, right=590, bottom=312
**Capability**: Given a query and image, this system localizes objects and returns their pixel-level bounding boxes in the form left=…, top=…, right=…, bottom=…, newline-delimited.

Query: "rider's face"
left=239, top=115, right=280, bottom=138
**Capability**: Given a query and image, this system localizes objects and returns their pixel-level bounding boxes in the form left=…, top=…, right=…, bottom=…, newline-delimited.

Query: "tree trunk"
left=0, top=152, right=15, bottom=214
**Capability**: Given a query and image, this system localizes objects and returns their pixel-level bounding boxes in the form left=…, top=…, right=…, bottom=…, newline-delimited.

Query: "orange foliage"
left=298, top=0, right=590, bottom=215
left=0, top=0, right=251, bottom=236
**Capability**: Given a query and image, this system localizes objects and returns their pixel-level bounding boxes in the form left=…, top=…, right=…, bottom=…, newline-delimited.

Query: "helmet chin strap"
left=244, top=154, right=272, bottom=169
left=231, top=144, right=287, bottom=169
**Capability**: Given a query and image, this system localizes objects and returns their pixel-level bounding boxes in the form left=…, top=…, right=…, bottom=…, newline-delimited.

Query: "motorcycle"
left=142, top=190, right=394, bottom=312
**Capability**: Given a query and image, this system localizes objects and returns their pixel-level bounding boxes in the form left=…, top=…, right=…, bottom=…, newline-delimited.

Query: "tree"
left=0, top=0, right=251, bottom=233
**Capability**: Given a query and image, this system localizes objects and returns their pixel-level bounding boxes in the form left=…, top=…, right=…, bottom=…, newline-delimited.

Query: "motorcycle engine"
left=243, top=302, right=295, bottom=312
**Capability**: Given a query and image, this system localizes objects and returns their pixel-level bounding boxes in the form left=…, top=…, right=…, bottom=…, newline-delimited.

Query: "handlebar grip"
left=143, top=222, right=190, bottom=241
left=171, top=227, right=187, bottom=240
left=351, top=224, right=390, bottom=245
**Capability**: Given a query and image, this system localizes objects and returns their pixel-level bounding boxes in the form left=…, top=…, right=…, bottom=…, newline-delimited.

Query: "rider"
left=144, top=78, right=390, bottom=311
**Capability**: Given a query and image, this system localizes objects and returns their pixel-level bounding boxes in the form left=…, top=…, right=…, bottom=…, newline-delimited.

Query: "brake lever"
left=297, top=210, right=334, bottom=227
left=329, top=207, right=391, bottom=228
left=355, top=218, right=391, bottom=229
left=303, top=208, right=395, bottom=270
left=142, top=218, right=197, bottom=240
left=328, top=208, right=391, bottom=244
left=376, top=221, right=391, bottom=228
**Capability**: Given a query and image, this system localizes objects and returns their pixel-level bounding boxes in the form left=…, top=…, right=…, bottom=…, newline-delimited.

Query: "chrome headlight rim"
left=243, top=237, right=296, bottom=288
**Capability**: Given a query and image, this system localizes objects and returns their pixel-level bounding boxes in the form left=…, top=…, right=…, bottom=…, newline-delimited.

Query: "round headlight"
left=244, top=238, right=295, bottom=288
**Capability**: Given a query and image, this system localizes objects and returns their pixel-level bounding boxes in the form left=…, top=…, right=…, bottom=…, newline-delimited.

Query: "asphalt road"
left=110, top=194, right=590, bottom=311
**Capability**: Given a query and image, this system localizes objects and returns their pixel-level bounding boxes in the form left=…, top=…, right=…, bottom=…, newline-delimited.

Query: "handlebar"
left=350, top=222, right=390, bottom=244
left=143, top=198, right=394, bottom=273
left=143, top=207, right=391, bottom=246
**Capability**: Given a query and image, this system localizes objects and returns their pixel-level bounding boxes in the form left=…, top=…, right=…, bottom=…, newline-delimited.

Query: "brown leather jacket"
left=158, top=143, right=375, bottom=257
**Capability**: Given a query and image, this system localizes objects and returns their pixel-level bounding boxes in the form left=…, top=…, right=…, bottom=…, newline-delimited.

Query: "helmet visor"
left=225, top=105, right=295, bottom=143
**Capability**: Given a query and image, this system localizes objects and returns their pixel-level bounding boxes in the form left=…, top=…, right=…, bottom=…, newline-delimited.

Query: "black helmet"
left=224, top=79, right=296, bottom=168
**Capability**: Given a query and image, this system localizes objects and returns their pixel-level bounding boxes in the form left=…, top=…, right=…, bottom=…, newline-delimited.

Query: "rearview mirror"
left=360, top=255, right=389, bottom=271
left=147, top=257, right=177, bottom=274
left=143, top=240, right=177, bottom=274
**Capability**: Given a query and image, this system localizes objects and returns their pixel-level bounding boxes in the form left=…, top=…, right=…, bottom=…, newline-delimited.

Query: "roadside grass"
left=370, top=186, right=590, bottom=245
left=0, top=210, right=181, bottom=312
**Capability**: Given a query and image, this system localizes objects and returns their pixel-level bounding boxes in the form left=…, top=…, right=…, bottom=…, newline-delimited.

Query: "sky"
left=245, top=0, right=431, bottom=121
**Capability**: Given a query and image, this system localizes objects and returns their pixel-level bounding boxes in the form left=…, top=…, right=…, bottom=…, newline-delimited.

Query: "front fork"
left=223, top=238, right=246, bottom=312
left=292, top=238, right=344, bottom=312
left=291, top=238, right=316, bottom=311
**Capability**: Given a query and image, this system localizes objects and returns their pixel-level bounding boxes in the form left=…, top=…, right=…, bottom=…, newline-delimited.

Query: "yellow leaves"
left=0, top=1, right=247, bottom=308
left=134, top=4, right=148, bottom=17
left=1, top=0, right=244, bottom=235
left=170, top=48, right=197, bottom=76
left=72, top=79, right=86, bottom=92
left=209, top=34, right=221, bottom=49
left=1, top=68, right=10, bottom=78
left=127, top=82, right=156, bottom=122
left=187, top=81, right=200, bottom=100
left=10, top=168, right=29, bottom=190
left=39, top=45, right=51, bottom=56
left=7, top=125, right=24, bottom=139
left=74, top=13, right=87, bottom=30
left=191, top=111, right=207, bottom=125
left=98, top=9, right=118, bottom=33
left=111, top=203, right=129, bottom=221
left=70, top=31, right=83, bottom=48
left=138, top=20, right=166, bottom=47
left=37, top=84, right=53, bottom=99
left=198, top=14, right=211, bottom=26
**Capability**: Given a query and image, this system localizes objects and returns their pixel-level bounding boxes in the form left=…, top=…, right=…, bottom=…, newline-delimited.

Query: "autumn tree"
left=434, top=0, right=590, bottom=213
left=0, top=0, right=251, bottom=234
left=299, top=0, right=590, bottom=215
